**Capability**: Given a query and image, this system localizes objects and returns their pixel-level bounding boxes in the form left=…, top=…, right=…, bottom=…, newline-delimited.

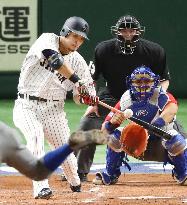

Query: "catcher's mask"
left=127, top=66, right=160, bottom=102
left=60, top=16, right=89, bottom=40
left=111, top=15, right=145, bottom=54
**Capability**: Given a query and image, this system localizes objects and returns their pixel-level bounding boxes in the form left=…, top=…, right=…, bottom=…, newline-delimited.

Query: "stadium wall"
left=0, top=0, right=186, bottom=98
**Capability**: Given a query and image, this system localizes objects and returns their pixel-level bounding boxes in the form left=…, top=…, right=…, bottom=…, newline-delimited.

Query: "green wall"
left=1, top=0, right=187, bottom=98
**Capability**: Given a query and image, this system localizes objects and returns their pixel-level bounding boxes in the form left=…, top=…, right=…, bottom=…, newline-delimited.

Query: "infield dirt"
left=0, top=174, right=186, bottom=205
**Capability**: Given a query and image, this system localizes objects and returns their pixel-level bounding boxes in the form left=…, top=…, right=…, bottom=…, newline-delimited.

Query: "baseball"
left=124, top=109, right=133, bottom=118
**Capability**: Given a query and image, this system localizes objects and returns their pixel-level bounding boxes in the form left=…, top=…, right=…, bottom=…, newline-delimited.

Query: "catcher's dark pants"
left=76, top=103, right=187, bottom=174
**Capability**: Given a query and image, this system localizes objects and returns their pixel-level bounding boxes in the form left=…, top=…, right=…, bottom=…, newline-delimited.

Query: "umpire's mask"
left=111, top=15, right=145, bottom=54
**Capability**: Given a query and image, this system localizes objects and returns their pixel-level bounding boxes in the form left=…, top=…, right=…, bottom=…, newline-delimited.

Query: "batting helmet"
left=60, top=16, right=89, bottom=40
left=111, top=15, right=145, bottom=54
left=126, top=66, right=160, bottom=102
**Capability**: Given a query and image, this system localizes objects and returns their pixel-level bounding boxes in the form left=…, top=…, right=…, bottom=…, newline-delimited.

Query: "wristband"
left=152, top=117, right=166, bottom=128
left=69, top=73, right=80, bottom=83
left=105, top=121, right=119, bottom=134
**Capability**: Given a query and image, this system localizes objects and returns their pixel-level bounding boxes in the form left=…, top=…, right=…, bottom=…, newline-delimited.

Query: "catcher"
left=93, top=66, right=187, bottom=185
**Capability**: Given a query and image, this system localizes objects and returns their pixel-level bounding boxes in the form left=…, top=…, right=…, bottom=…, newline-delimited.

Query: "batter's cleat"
left=69, top=129, right=107, bottom=150
left=169, top=149, right=187, bottom=185
left=70, top=184, right=81, bottom=192
left=78, top=172, right=88, bottom=182
left=93, top=172, right=119, bottom=185
left=35, top=188, right=53, bottom=199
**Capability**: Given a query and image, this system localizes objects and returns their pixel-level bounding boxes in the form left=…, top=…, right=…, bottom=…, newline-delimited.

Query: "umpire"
left=76, top=14, right=187, bottom=182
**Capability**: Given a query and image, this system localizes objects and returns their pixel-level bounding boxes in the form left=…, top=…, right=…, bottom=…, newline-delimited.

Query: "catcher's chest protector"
left=120, top=88, right=169, bottom=123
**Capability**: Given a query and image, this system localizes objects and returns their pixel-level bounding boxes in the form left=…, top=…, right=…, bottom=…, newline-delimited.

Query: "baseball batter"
left=13, top=16, right=96, bottom=199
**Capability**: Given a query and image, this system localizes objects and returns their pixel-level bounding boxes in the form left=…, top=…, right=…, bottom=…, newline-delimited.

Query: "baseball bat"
left=98, top=100, right=172, bottom=140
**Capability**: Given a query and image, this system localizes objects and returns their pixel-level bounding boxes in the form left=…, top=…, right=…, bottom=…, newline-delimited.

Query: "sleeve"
left=104, top=101, right=121, bottom=122
left=156, top=46, right=171, bottom=81
left=158, top=91, right=178, bottom=111
left=167, top=92, right=178, bottom=104
left=119, top=90, right=132, bottom=111
left=92, top=45, right=102, bottom=81
left=31, top=33, right=59, bottom=59
left=72, top=53, right=96, bottom=96
left=93, top=44, right=108, bottom=95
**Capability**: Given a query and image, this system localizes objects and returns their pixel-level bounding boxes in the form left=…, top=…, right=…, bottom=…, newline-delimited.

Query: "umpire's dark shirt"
left=93, top=38, right=171, bottom=100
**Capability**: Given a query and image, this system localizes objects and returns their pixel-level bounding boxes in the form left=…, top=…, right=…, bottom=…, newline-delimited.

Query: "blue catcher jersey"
left=119, top=87, right=172, bottom=124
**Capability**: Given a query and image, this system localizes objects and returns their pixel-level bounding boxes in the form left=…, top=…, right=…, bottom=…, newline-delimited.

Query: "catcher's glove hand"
left=120, top=122, right=149, bottom=158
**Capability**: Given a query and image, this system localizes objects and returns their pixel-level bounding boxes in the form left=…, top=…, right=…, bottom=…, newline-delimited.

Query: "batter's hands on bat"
left=80, top=94, right=99, bottom=106
left=76, top=79, right=90, bottom=96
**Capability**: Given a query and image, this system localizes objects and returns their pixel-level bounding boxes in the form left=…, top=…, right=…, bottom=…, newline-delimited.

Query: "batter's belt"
left=18, top=93, right=59, bottom=102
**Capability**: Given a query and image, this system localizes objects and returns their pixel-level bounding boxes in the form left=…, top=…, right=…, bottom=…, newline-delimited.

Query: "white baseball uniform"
left=13, top=33, right=95, bottom=197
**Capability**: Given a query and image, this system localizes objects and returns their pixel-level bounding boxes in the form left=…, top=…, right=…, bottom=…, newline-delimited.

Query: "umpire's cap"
left=60, top=16, right=89, bottom=40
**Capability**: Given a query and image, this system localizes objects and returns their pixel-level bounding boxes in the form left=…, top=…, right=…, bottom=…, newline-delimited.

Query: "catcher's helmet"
left=126, top=66, right=160, bottom=102
left=60, top=16, right=89, bottom=40
left=111, top=15, right=145, bottom=54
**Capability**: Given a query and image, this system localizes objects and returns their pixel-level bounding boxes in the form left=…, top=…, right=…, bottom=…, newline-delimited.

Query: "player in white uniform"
left=13, top=16, right=96, bottom=199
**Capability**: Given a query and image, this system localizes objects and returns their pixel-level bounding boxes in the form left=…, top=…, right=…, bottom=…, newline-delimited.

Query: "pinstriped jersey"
left=17, top=33, right=95, bottom=100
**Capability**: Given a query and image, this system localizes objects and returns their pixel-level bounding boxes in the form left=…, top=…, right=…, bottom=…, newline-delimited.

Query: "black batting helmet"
left=60, top=16, right=89, bottom=40
left=111, top=15, right=145, bottom=54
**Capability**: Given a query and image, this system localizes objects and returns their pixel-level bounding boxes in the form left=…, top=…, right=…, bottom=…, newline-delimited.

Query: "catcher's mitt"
left=120, top=122, right=149, bottom=158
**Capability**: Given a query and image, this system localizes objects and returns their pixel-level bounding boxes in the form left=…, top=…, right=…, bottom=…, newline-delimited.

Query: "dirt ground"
left=0, top=174, right=187, bottom=205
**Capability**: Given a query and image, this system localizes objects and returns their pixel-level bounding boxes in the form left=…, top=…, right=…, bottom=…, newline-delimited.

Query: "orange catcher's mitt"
left=120, top=122, right=149, bottom=158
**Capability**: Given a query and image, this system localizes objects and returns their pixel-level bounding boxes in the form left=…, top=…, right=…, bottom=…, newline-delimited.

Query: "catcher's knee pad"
left=93, top=172, right=119, bottom=185
left=162, top=131, right=186, bottom=156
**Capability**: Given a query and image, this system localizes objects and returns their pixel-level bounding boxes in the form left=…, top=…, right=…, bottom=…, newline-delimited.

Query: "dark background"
left=1, top=0, right=186, bottom=98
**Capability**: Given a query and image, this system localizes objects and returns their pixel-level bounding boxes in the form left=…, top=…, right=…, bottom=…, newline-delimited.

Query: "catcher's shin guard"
left=163, top=133, right=187, bottom=185
left=167, top=149, right=187, bottom=185
left=93, top=147, right=126, bottom=185
left=106, top=147, right=126, bottom=177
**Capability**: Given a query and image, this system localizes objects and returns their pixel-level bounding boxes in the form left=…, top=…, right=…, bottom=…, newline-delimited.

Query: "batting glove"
left=80, top=95, right=99, bottom=106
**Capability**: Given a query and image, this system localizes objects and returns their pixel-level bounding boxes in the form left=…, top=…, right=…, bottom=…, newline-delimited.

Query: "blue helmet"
left=127, top=66, right=160, bottom=102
